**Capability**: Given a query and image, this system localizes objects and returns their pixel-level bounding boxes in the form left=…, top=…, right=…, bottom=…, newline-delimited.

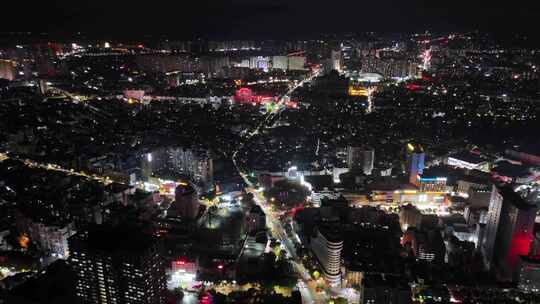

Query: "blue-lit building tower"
left=406, top=144, right=425, bottom=184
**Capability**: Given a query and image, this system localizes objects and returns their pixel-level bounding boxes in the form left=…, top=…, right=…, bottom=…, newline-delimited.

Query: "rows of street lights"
left=231, top=68, right=327, bottom=304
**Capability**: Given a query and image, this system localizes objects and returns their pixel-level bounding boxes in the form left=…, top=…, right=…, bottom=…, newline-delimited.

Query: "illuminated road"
left=0, top=152, right=114, bottom=185
left=231, top=68, right=327, bottom=304
left=249, top=188, right=326, bottom=304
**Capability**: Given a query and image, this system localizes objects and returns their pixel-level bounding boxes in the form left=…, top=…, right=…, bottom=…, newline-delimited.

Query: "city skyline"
left=1, top=2, right=540, bottom=304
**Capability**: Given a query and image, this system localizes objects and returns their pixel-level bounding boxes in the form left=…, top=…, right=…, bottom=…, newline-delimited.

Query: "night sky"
left=3, top=0, right=540, bottom=38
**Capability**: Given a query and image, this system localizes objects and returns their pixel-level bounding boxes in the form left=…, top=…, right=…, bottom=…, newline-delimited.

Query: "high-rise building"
left=481, top=185, right=504, bottom=270
left=406, top=144, right=425, bottom=184
left=482, top=185, right=537, bottom=281
left=69, top=224, right=166, bottom=304
left=347, top=146, right=374, bottom=175
left=142, top=147, right=213, bottom=191
left=361, top=55, right=419, bottom=79
left=175, top=183, right=199, bottom=220
left=493, top=187, right=537, bottom=281
left=310, top=221, right=343, bottom=287
left=15, top=212, right=76, bottom=259
left=168, top=148, right=214, bottom=190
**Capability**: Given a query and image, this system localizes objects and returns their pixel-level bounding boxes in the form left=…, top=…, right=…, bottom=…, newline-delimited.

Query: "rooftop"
left=448, top=151, right=486, bottom=165
left=492, top=160, right=532, bottom=178
left=70, top=223, right=157, bottom=254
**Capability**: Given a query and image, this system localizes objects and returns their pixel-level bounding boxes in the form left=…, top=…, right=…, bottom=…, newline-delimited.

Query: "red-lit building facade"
left=483, top=186, right=537, bottom=282
left=233, top=87, right=276, bottom=104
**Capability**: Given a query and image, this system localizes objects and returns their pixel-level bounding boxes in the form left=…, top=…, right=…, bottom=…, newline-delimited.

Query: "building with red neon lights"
left=483, top=186, right=537, bottom=282
left=233, top=87, right=275, bottom=104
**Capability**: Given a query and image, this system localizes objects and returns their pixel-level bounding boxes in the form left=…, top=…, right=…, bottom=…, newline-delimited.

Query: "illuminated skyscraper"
left=69, top=224, right=166, bottom=304
left=494, top=188, right=536, bottom=281
left=482, top=185, right=504, bottom=270
left=168, top=148, right=214, bottom=190
left=310, top=221, right=343, bottom=287
left=406, top=144, right=425, bottom=184
left=142, top=148, right=213, bottom=191
left=482, top=186, right=536, bottom=281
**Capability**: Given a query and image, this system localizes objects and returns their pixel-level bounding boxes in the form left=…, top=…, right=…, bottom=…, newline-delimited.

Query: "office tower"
left=347, top=146, right=374, bottom=175
left=69, top=224, right=166, bottom=304
left=482, top=185, right=537, bottom=281
left=175, top=183, right=199, bottom=220
left=481, top=185, right=504, bottom=270
left=310, top=221, right=343, bottom=287
left=406, top=144, right=425, bottom=184
left=493, top=187, right=537, bottom=281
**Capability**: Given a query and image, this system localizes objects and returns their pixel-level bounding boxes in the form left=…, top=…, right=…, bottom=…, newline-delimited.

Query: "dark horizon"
left=3, top=0, right=540, bottom=40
